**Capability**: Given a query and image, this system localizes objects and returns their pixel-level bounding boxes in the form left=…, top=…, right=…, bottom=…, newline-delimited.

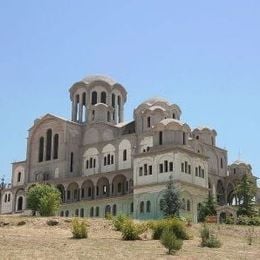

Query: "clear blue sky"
left=0, top=1, right=259, bottom=182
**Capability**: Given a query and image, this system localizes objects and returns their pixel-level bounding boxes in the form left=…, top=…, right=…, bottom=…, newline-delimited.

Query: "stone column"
left=120, top=106, right=124, bottom=123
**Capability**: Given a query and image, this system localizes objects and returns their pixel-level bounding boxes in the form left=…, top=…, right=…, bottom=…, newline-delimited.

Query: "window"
left=104, top=157, right=107, bottom=166
left=159, top=131, right=163, bottom=145
left=75, top=209, right=79, bottom=217
left=80, top=208, right=84, bottom=217
left=8, top=194, right=10, bottom=202
left=185, top=161, right=188, bottom=173
left=196, top=136, right=199, bottom=140
left=183, top=132, right=186, bottom=145
left=130, top=202, right=134, bottom=213
left=159, top=163, right=163, bottom=173
left=101, top=91, right=107, bottom=104
left=221, top=158, right=223, bottom=169
left=187, top=200, right=191, bottom=211
left=147, top=117, right=151, bottom=128
left=95, top=207, right=99, bottom=217
left=195, top=167, right=198, bottom=176
left=88, top=187, right=92, bottom=197
left=188, top=165, right=191, bottom=174
left=146, top=201, right=151, bottom=213
left=38, top=137, right=44, bottom=162
left=86, top=160, right=89, bottom=169
left=81, top=188, right=85, bottom=198
left=65, top=210, right=69, bottom=217
left=164, top=160, right=168, bottom=172
left=118, top=183, right=122, bottom=193
left=123, top=149, right=127, bottom=161
left=17, top=172, right=21, bottom=182
left=111, top=155, right=114, bottom=164
left=169, top=162, right=173, bottom=172
left=181, top=163, right=184, bottom=172
left=53, top=134, right=59, bottom=159
left=91, top=91, right=97, bottom=105
left=70, top=152, right=74, bottom=172
left=60, top=211, right=64, bottom=217
left=149, top=165, right=153, bottom=175
left=172, top=113, right=176, bottom=119
left=112, top=204, right=117, bottom=216
left=4, top=194, right=7, bottom=202
left=46, top=129, right=52, bottom=161
left=107, top=111, right=110, bottom=122
left=93, top=158, right=96, bottom=168
left=144, top=164, right=148, bottom=175
left=139, top=167, right=143, bottom=176
left=90, top=207, right=94, bottom=217
left=67, top=190, right=71, bottom=200
left=140, top=201, right=144, bottom=213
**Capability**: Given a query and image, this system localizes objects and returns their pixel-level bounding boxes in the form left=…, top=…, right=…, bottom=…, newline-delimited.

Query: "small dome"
left=141, top=97, right=171, bottom=106
left=232, top=160, right=250, bottom=166
left=81, top=75, right=117, bottom=86
left=154, top=118, right=190, bottom=132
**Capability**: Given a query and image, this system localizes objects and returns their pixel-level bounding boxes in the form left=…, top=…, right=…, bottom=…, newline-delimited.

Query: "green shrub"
left=225, top=216, right=235, bottom=225
left=248, top=216, right=260, bottom=226
left=200, top=224, right=221, bottom=248
left=151, top=218, right=189, bottom=240
left=160, top=228, right=183, bottom=255
left=121, top=220, right=147, bottom=240
left=237, top=215, right=250, bottom=225
left=112, top=214, right=129, bottom=231
left=71, top=218, right=88, bottom=239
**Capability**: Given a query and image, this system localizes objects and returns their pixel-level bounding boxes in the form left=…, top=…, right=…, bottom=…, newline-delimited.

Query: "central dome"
left=142, top=97, right=171, bottom=106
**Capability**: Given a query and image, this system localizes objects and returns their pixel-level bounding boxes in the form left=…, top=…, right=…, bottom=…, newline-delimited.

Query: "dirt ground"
left=0, top=215, right=259, bottom=260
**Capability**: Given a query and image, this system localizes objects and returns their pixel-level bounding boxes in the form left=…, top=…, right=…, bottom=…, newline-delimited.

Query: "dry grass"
left=0, top=215, right=259, bottom=260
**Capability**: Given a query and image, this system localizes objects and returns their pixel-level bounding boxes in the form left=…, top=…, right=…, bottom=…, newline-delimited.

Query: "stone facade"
left=0, top=75, right=259, bottom=221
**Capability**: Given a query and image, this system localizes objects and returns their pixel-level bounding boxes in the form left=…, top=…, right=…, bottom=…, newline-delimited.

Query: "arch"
left=53, top=134, right=59, bottom=159
left=56, top=184, right=65, bottom=203
left=91, top=91, right=97, bottom=105
left=67, top=182, right=79, bottom=202
left=46, top=129, right=52, bottom=161
left=95, top=206, right=100, bottom=217
left=217, top=180, right=225, bottom=206
left=118, top=139, right=131, bottom=170
left=101, top=91, right=107, bottom=104
left=96, top=177, right=110, bottom=198
left=112, top=174, right=127, bottom=196
left=146, top=201, right=151, bottom=213
left=140, top=201, right=144, bottom=213
left=80, top=208, right=84, bottom=217
left=112, top=204, right=117, bottom=216
left=38, top=137, right=44, bottom=162
left=90, top=207, right=94, bottom=217
left=105, top=205, right=111, bottom=216
left=81, top=180, right=94, bottom=200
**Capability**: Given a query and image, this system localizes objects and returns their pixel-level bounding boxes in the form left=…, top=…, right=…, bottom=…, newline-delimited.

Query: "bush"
left=105, top=213, right=113, bottom=220
left=225, top=216, right=235, bottom=225
left=150, top=218, right=189, bottom=240
left=71, top=218, right=88, bottom=239
left=237, top=215, right=260, bottom=226
left=112, top=214, right=129, bottom=231
left=248, top=216, right=260, bottom=226
left=27, top=184, right=61, bottom=216
left=160, top=229, right=183, bottom=255
left=200, top=224, right=221, bottom=248
left=121, top=220, right=147, bottom=240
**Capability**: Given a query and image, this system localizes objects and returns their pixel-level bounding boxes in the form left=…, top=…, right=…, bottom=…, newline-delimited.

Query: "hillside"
left=0, top=215, right=259, bottom=259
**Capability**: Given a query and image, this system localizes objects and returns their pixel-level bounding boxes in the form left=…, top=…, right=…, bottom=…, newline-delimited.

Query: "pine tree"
left=160, top=175, right=182, bottom=217
left=198, top=194, right=217, bottom=222
left=235, top=174, right=256, bottom=217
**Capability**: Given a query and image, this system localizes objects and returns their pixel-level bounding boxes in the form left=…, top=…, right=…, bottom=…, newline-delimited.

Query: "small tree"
left=160, top=228, right=183, bottom=255
left=198, top=194, right=217, bottom=222
left=27, top=184, right=61, bottom=216
left=160, top=175, right=182, bottom=217
left=235, top=175, right=257, bottom=217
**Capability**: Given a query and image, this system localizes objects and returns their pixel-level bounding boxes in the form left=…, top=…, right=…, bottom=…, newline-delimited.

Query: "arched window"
left=91, top=91, right=97, bottom=105
left=60, top=211, right=64, bottom=217
left=130, top=202, right=134, bottom=213
left=53, top=134, right=59, bottom=159
left=8, top=194, right=11, bottom=202
left=88, top=187, right=92, bottom=197
left=65, top=210, right=69, bottom=217
left=140, top=201, right=144, bottom=213
left=70, top=152, right=74, bottom=172
left=112, top=94, right=115, bottom=108
left=95, top=206, right=99, bottom=217
left=38, top=137, right=44, bottom=162
left=75, top=209, right=79, bottom=217
left=46, top=129, right=52, bottom=161
left=17, top=196, right=23, bottom=211
left=4, top=194, right=7, bottom=202
left=112, top=204, right=117, bottom=216
left=187, top=200, right=191, bottom=211
left=182, top=198, right=186, bottom=210
left=172, top=113, right=176, bottom=119
left=118, top=183, right=122, bottom=193
left=183, top=132, right=186, bottom=145
left=221, top=158, right=223, bottom=169
left=90, top=207, right=94, bottom=217
left=147, top=116, right=151, bottom=128
left=146, top=201, right=151, bottom=213
left=17, top=172, right=21, bottom=182
left=80, top=208, right=84, bottom=217
left=123, top=149, right=127, bottom=161
left=159, top=131, right=163, bottom=145
left=101, top=91, right=107, bottom=104
left=107, top=111, right=110, bottom=122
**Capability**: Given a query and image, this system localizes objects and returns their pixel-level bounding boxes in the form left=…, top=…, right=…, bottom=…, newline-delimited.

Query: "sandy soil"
left=0, top=215, right=259, bottom=260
